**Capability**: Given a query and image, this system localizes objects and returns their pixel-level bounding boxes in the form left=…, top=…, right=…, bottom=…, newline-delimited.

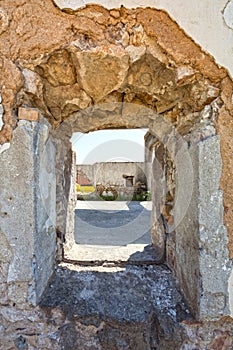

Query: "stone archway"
left=0, top=2, right=232, bottom=327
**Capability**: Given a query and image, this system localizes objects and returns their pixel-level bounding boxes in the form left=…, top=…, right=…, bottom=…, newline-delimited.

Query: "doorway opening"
left=66, top=128, right=156, bottom=264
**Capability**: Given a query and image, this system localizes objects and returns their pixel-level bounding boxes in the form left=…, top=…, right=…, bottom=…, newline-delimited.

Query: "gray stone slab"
left=0, top=119, right=57, bottom=306
left=198, top=135, right=232, bottom=319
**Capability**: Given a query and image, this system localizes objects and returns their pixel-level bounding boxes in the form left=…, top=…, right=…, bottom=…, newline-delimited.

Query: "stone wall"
left=0, top=92, right=10, bottom=154
left=0, top=0, right=232, bottom=339
left=174, top=136, right=231, bottom=320
left=0, top=284, right=233, bottom=350
left=144, top=130, right=232, bottom=320
left=0, top=3, right=232, bottom=246
left=77, top=162, right=146, bottom=187
left=144, top=131, right=154, bottom=192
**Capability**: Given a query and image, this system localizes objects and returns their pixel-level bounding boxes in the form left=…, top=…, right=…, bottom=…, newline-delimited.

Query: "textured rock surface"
left=0, top=2, right=233, bottom=345
left=0, top=263, right=232, bottom=350
left=217, top=77, right=233, bottom=258
left=0, top=119, right=56, bottom=306
left=0, top=2, right=231, bottom=248
left=198, top=136, right=232, bottom=319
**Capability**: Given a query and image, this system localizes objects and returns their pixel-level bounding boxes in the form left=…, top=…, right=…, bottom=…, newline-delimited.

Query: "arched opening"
left=0, top=4, right=232, bottom=347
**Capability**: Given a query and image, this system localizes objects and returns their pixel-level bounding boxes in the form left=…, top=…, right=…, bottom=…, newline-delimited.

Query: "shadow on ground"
left=74, top=200, right=152, bottom=246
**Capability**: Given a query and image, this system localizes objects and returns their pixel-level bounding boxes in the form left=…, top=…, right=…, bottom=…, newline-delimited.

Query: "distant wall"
left=77, top=162, right=147, bottom=187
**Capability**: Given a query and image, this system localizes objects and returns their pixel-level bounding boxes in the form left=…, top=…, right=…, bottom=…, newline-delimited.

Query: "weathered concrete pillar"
left=174, top=135, right=232, bottom=320
left=0, top=112, right=56, bottom=307
left=198, top=136, right=232, bottom=320
left=54, top=135, right=74, bottom=260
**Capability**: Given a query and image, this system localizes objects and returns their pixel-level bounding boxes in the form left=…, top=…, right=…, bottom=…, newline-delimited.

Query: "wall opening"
left=47, top=95, right=231, bottom=321
left=65, top=128, right=154, bottom=264
left=0, top=4, right=232, bottom=330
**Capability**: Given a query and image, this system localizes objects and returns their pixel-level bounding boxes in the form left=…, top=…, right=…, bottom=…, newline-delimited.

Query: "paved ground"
left=65, top=200, right=154, bottom=262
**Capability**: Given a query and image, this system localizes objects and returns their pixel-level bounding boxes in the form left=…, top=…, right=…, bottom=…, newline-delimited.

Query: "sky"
left=71, top=129, right=148, bottom=164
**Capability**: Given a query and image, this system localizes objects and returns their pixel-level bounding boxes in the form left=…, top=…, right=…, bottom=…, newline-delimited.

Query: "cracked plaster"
left=53, top=0, right=233, bottom=77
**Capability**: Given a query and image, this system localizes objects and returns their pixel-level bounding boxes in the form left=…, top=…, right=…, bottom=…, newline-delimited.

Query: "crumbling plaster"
left=52, top=0, right=233, bottom=77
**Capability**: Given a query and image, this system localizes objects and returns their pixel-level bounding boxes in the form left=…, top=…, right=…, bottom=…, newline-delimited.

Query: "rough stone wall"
left=198, top=136, right=231, bottom=319
left=77, top=164, right=95, bottom=186
left=51, top=0, right=233, bottom=77
left=0, top=280, right=233, bottom=350
left=0, top=0, right=232, bottom=325
left=217, top=77, right=233, bottom=258
left=53, top=134, right=74, bottom=260
left=34, top=119, right=57, bottom=303
left=173, top=136, right=232, bottom=320
left=144, top=130, right=232, bottom=320
left=144, top=131, right=155, bottom=192
left=0, top=2, right=231, bottom=248
left=150, top=141, right=166, bottom=263
left=173, top=142, right=200, bottom=319
left=77, top=162, right=146, bottom=187
left=0, top=92, right=10, bottom=154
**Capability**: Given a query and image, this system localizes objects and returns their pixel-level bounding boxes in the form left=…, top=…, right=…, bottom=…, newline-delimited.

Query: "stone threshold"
left=62, top=257, right=163, bottom=267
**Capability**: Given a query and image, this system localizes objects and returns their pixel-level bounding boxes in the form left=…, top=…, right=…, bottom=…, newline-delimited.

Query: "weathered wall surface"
left=174, top=142, right=200, bottom=319
left=145, top=131, right=232, bottom=320
left=198, top=136, right=231, bottom=319
left=0, top=121, right=37, bottom=307
left=77, top=162, right=146, bottom=187
left=0, top=0, right=232, bottom=331
left=217, top=77, right=233, bottom=258
left=150, top=141, right=166, bottom=263
left=64, top=150, right=77, bottom=250
left=0, top=114, right=56, bottom=306
left=53, top=0, right=233, bottom=78
left=34, top=119, right=56, bottom=303
left=0, top=272, right=233, bottom=350
left=77, top=164, right=95, bottom=186
left=0, top=1, right=231, bottom=250
left=174, top=136, right=232, bottom=320
left=144, top=131, right=154, bottom=192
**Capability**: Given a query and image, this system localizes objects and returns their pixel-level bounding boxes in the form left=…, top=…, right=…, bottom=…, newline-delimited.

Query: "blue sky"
left=71, top=129, right=148, bottom=164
